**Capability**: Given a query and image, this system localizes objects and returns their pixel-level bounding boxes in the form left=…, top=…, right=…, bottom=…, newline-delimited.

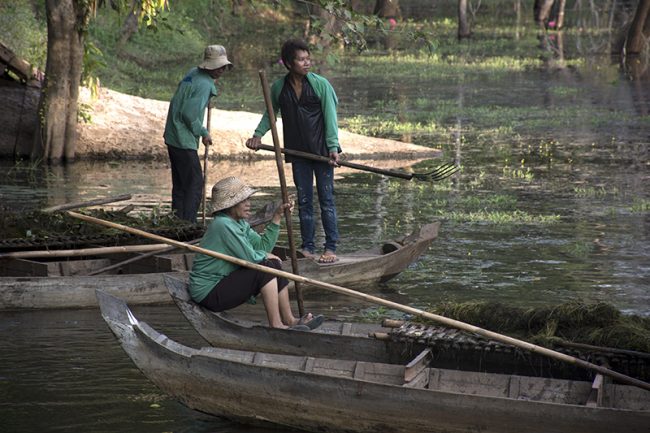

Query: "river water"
left=1, top=13, right=649, bottom=433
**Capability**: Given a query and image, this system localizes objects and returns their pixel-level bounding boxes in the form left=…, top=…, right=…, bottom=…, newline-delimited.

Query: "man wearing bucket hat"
left=189, top=176, right=324, bottom=330
left=163, top=45, right=233, bottom=223
left=246, top=38, right=341, bottom=264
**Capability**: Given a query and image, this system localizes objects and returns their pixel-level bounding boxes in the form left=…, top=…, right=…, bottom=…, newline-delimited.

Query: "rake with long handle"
left=255, top=144, right=458, bottom=181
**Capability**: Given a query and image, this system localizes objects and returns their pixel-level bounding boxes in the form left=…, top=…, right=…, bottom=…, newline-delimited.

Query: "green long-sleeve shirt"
left=189, top=213, right=280, bottom=303
left=254, top=72, right=341, bottom=153
left=163, top=67, right=217, bottom=150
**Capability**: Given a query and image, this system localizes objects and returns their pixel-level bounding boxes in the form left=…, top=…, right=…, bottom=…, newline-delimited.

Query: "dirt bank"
left=76, top=87, right=440, bottom=160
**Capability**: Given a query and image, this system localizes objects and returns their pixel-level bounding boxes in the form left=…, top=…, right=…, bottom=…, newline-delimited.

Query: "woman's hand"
left=271, top=198, right=294, bottom=224
left=266, top=252, right=282, bottom=261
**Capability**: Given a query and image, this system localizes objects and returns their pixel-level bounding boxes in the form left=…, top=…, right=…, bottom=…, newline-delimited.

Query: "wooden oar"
left=42, top=194, right=132, bottom=213
left=201, top=98, right=212, bottom=227
left=256, top=144, right=459, bottom=181
left=259, top=69, right=304, bottom=317
left=66, top=210, right=650, bottom=392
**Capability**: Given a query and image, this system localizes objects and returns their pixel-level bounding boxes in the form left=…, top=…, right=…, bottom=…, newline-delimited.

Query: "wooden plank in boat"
left=0, top=258, right=49, bottom=277
left=404, top=348, right=431, bottom=383
left=48, top=258, right=112, bottom=276
left=586, top=374, right=605, bottom=407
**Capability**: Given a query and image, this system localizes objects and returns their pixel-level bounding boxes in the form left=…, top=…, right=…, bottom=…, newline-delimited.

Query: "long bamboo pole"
left=66, top=210, right=650, bottom=392
left=258, top=70, right=304, bottom=317
left=0, top=244, right=170, bottom=260
left=201, top=98, right=212, bottom=227
left=42, top=194, right=132, bottom=213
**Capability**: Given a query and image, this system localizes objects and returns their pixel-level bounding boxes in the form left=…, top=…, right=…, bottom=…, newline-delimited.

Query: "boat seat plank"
left=403, top=369, right=429, bottom=388
left=353, top=361, right=366, bottom=379
left=586, top=374, right=604, bottom=408
left=404, top=348, right=431, bottom=383
left=302, top=357, right=316, bottom=373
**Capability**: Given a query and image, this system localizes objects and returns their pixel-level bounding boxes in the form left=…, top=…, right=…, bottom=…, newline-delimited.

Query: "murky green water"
left=1, top=7, right=649, bottom=432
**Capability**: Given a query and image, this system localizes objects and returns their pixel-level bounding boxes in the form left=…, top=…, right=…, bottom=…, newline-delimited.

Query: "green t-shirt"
left=189, top=213, right=280, bottom=302
left=163, top=67, right=217, bottom=150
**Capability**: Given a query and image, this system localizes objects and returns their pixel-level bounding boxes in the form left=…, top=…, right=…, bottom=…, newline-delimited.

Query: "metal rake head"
left=412, top=162, right=460, bottom=181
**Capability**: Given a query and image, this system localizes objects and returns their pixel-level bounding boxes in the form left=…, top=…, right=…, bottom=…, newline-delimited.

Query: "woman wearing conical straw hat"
left=189, top=176, right=324, bottom=331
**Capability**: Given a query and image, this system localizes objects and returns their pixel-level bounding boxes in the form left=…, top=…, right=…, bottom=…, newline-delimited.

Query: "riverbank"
left=0, top=83, right=440, bottom=162
left=74, top=87, right=439, bottom=161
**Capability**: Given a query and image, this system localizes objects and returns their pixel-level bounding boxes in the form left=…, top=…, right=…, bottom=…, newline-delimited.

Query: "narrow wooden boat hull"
left=98, top=290, right=650, bottom=433
left=0, top=223, right=439, bottom=310
left=166, top=275, right=650, bottom=382
left=166, top=274, right=420, bottom=363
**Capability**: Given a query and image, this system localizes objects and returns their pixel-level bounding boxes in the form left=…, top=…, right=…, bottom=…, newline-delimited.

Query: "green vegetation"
left=0, top=208, right=193, bottom=241
left=629, top=199, right=650, bottom=213
left=424, top=300, right=650, bottom=353
left=2, top=1, right=644, bottom=230
left=0, top=0, right=47, bottom=70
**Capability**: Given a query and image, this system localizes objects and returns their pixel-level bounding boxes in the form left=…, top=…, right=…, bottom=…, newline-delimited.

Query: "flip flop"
left=298, top=314, right=324, bottom=330
left=299, top=250, right=318, bottom=260
left=318, top=252, right=338, bottom=264
left=288, top=324, right=310, bottom=331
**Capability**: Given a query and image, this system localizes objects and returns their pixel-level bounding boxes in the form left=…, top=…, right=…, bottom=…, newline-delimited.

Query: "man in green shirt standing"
left=163, top=45, right=232, bottom=223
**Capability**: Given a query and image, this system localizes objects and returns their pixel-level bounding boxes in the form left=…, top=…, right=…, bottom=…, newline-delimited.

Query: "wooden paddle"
left=201, top=98, right=212, bottom=227
left=259, top=69, right=304, bottom=317
left=65, top=210, right=650, bottom=392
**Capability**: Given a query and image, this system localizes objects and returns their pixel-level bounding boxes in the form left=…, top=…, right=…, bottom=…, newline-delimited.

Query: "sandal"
left=289, top=324, right=310, bottom=331
left=318, top=251, right=338, bottom=264
left=298, top=314, right=324, bottom=330
left=299, top=250, right=318, bottom=260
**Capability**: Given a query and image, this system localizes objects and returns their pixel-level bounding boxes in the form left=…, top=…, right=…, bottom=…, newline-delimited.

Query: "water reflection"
left=2, top=11, right=650, bottom=429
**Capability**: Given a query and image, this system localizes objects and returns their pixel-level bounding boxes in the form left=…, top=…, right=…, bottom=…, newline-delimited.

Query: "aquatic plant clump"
left=0, top=208, right=196, bottom=242
left=427, top=300, right=650, bottom=353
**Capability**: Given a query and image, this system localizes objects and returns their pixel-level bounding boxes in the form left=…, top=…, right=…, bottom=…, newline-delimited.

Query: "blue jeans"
left=291, top=160, right=338, bottom=253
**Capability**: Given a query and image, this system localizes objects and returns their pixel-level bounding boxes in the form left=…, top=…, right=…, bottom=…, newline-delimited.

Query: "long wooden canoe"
left=0, top=222, right=439, bottom=310
left=165, top=275, right=650, bottom=382
left=97, top=290, right=650, bottom=433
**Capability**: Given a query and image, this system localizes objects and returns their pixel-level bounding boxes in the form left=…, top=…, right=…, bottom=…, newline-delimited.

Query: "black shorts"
left=198, top=259, right=289, bottom=312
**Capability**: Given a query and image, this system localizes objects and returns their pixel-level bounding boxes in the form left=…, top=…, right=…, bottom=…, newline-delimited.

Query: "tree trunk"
left=626, top=0, right=650, bottom=55
left=534, top=0, right=555, bottom=27
left=117, top=0, right=141, bottom=49
left=556, top=0, right=566, bottom=30
left=33, top=0, right=85, bottom=163
left=373, top=0, right=401, bottom=18
left=458, top=0, right=471, bottom=39
left=373, top=0, right=401, bottom=49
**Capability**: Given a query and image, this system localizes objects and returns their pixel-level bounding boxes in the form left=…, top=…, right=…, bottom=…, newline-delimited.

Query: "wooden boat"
left=165, top=275, right=650, bottom=382
left=0, top=222, right=439, bottom=310
left=97, top=289, right=650, bottom=433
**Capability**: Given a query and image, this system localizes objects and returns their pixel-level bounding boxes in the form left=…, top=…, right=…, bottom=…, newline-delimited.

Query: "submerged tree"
left=626, top=0, right=650, bottom=56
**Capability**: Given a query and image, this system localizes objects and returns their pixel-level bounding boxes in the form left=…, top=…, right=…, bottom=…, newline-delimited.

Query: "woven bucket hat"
left=210, top=177, right=258, bottom=213
left=198, top=45, right=233, bottom=70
